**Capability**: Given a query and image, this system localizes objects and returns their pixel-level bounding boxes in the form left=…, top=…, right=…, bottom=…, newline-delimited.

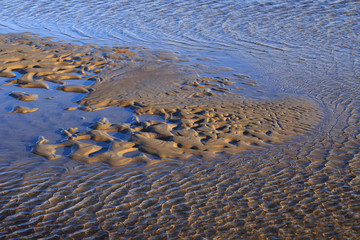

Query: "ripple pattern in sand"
left=32, top=95, right=324, bottom=166
left=0, top=147, right=359, bottom=239
left=0, top=32, right=359, bottom=239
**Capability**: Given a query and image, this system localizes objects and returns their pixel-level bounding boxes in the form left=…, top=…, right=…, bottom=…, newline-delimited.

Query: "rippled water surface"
left=0, top=0, right=359, bottom=239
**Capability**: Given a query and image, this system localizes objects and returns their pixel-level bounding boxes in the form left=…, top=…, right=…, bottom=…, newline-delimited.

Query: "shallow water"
left=0, top=0, right=359, bottom=239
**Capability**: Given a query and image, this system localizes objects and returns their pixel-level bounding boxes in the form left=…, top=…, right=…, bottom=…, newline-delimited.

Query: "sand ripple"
left=33, top=95, right=323, bottom=166
left=0, top=149, right=359, bottom=239
left=0, top=34, right=359, bottom=239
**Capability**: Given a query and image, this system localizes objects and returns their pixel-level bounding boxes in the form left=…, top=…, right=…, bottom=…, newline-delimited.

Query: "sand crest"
left=10, top=106, right=38, bottom=113
left=9, top=92, right=38, bottom=101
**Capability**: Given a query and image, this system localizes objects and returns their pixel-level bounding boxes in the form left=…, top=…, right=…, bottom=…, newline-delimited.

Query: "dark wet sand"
left=0, top=33, right=359, bottom=239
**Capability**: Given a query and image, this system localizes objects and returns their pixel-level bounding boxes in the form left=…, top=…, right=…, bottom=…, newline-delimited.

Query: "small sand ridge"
left=0, top=34, right=324, bottom=165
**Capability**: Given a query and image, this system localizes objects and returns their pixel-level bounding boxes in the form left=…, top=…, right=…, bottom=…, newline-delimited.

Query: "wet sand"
left=0, top=33, right=359, bottom=239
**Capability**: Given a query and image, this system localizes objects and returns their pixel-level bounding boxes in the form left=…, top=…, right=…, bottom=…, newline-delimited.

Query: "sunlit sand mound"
left=32, top=94, right=323, bottom=166
left=10, top=106, right=38, bottom=113
left=79, top=60, right=247, bottom=110
left=79, top=61, right=197, bottom=107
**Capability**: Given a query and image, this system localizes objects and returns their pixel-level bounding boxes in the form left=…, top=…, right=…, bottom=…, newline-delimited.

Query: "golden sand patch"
left=9, top=92, right=38, bottom=101
left=0, top=34, right=324, bottom=165
left=10, top=106, right=38, bottom=113
left=0, top=37, right=105, bottom=85
left=0, top=33, right=137, bottom=103
left=32, top=94, right=323, bottom=166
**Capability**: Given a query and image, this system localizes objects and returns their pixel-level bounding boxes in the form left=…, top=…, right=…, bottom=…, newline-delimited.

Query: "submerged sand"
left=0, top=33, right=324, bottom=165
left=35, top=95, right=323, bottom=166
left=1, top=34, right=359, bottom=239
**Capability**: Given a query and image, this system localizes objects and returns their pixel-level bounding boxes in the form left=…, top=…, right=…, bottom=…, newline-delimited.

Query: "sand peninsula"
left=0, top=33, right=324, bottom=166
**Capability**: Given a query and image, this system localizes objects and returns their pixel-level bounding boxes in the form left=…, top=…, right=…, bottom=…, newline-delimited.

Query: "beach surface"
left=0, top=33, right=359, bottom=239
left=0, top=0, right=359, bottom=239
